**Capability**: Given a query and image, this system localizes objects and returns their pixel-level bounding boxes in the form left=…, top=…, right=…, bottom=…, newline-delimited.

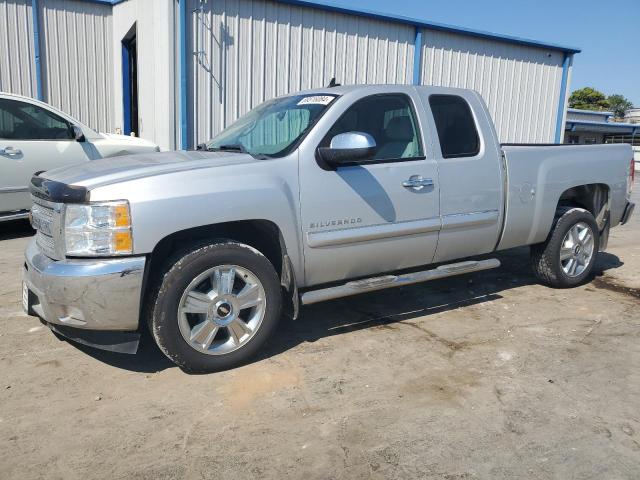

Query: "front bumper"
left=23, top=238, right=146, bottom=332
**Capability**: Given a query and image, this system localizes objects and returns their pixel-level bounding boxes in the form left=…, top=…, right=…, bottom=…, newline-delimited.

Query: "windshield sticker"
left=297, top=95, right=335, bottom=106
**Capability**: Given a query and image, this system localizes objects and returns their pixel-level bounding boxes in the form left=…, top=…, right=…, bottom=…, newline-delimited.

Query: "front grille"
left=35, top=230, right=56, bottom=258
left=31, top=196, right=63, bottom=259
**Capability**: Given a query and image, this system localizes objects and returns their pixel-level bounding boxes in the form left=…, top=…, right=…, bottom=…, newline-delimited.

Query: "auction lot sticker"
left=297, top=95, right=335, bottom=105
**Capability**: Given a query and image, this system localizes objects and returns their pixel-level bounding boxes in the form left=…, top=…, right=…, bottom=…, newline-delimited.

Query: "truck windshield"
left=205, top=94, right=337, bottom=158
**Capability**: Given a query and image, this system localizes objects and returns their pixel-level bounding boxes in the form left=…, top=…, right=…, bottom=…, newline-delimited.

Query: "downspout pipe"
left=31, top=0, right=43, bottom=100
left=554, top=53, right=572, bottom=143
left=179, top=0, right=188, bottom=150
left=412, top=27, right=422, bottom=85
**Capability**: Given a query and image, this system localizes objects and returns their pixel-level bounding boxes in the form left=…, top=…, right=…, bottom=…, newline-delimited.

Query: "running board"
left=300, top=258, right=501, bottom=305
left=0, top=210, right=29, bottom=222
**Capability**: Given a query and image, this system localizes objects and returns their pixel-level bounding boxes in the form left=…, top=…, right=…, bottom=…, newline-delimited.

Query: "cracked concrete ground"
left=1, top=184, right=639, bottom=479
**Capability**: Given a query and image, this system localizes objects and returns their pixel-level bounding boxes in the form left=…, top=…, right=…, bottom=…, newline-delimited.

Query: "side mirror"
left=316, top=132, right=376, bottom=167
left=72, top=125, right=86, bottom=142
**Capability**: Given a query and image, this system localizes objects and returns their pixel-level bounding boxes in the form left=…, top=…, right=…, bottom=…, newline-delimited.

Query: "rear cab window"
left=429, top=95, right=480, bottom=158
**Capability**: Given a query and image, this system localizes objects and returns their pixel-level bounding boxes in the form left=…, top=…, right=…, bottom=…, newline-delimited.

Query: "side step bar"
left=300, top=258, right=501, bottom=305
left=0, top=210, right=29, bottom=222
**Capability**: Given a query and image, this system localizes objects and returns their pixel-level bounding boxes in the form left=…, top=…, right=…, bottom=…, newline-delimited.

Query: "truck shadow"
left=255, top=247, right=624, bottom=364
left=71, top=246, right=623, bottom=374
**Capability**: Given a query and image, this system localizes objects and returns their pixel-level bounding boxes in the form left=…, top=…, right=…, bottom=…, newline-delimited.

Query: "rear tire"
left=148, top=240, right=282, bottom=373
left=531, top=208, right=599, bottom=288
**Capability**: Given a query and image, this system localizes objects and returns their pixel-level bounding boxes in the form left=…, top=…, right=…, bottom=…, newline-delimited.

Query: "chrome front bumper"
left=23, top=238, right=146, bottom=331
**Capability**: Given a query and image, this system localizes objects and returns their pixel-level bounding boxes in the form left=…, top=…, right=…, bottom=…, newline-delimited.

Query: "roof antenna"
left=328, top=77, right=340, bottom=88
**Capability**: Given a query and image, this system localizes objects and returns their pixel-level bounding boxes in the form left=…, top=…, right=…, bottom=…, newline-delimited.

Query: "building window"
left=584, top=137, right=597, bottom=145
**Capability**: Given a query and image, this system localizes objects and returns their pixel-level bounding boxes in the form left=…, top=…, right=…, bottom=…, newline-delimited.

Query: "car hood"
left=41, top=150, right=259, bottom=190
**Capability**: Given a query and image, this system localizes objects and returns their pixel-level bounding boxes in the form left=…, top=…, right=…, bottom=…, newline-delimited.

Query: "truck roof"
left=290, top=84, right=473, bottom=97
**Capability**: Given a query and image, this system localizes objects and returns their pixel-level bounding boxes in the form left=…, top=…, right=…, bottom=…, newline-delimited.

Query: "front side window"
left=206, top=94, right=337, bottom=158
left=429, top=95, right=480, bottom=158
left=0, top=99, right=73, bottom=140
left=322, top=94, right=423, bottom=161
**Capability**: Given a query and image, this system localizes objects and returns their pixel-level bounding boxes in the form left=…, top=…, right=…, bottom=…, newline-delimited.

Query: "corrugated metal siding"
left=420, top=29, right=565, bottom=143
left=188, top=0, right=415, bottom=146
left=39, top=0, right=113, bottom=132
left=0, top=0, right=36, bottom=97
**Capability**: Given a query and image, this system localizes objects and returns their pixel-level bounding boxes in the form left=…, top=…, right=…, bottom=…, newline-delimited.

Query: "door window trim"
left=316, top=93, right=426, bottom=168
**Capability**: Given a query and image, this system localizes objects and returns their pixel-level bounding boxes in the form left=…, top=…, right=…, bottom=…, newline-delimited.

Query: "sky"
left=329, top=0, right=640, bottom=106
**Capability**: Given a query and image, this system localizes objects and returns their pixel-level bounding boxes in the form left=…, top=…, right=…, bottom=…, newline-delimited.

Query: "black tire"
left=531, top=207, right=600, bottom=288
left=147, top=240, right=282, bottom=373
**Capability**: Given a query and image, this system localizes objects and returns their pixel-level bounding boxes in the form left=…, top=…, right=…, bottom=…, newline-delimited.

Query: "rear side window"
left=429, top=95, right=479, bottom=158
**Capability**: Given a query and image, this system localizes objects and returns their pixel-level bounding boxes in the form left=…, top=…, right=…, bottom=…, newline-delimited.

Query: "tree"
left=569, top=87, right=609, bottom=111
left=606, top=94, right=633, bottom=119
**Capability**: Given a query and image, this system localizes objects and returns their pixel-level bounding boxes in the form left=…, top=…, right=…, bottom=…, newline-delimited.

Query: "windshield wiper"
left=204, top=143, right=270, bottom=160
left=208, top=143, right=247, bottom=153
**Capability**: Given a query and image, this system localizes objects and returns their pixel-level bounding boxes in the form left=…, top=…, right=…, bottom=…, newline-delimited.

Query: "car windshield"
left=205, top=94, right=338, bottom=158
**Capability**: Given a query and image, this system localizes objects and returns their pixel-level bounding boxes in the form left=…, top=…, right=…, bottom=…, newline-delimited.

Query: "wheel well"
left=557, top=183, right=609, bottom=228
left=144, top=220, right=285, bottom=288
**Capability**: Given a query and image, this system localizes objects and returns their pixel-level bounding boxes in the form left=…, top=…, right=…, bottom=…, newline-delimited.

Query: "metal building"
left=0, top=0, right=580, bottom=151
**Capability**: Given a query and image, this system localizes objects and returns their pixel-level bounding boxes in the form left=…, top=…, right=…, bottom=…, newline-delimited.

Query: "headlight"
left=64, top=201, right=133, bottom=256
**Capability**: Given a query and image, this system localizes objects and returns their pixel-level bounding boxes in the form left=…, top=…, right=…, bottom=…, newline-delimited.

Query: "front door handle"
left=402, top=175, right=434, bottom=191
left=0, top=146, right=22, bottom=156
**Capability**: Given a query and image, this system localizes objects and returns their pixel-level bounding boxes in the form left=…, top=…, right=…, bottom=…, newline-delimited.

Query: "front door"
left=298, top=92, right=441, bottom=286
left=0, top=98, right=90, bottom=214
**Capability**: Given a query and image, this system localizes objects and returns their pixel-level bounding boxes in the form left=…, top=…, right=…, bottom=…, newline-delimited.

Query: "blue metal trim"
left=72, top=0, right=127, bottom=5
left=272, top=0, right=581, bottom=54
left=564, top=119, right=640, bottom=129
left=554, top=53, right=571, bottom=143
left=179, top=0, right=188, bottom=150
left=412, top=27, right=422, bottom=85
left=121, top=40, right=132, bottom=135
left=31, top=0, right=43, bottom=100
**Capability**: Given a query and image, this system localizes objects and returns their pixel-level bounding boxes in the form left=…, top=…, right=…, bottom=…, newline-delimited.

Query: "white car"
left=0, top=92, right=159, bottom=221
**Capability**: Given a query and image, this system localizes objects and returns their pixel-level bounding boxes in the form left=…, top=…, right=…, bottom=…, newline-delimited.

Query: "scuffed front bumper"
left=23, top=238, right=146, bottom=333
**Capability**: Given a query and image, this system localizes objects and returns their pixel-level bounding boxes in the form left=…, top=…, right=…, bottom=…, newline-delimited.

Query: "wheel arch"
left=140, top=219, right=300, bottom=322
left=556, top=183, right=610, bottom=226
left=556, top=183, right=611, bottom=250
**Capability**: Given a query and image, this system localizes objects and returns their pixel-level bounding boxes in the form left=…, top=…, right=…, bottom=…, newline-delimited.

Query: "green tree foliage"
left=569, top=87, right=634, bottom=119
left=606, top=94, right=633, bottom=119
left=569, top=87, right=608, bottom=111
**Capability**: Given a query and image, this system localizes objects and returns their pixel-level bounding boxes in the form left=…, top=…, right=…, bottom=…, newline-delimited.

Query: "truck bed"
left=497, top=143, right=632, bottom=251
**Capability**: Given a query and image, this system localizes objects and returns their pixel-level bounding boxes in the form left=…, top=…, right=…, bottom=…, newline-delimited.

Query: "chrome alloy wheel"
left=560, top=222, right=595, bottom=277
left=177, top=265, right=266, bottom=355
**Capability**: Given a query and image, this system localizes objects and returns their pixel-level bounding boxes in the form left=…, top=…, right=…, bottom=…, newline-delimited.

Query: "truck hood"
left=41, top=151, right=259, bottom=189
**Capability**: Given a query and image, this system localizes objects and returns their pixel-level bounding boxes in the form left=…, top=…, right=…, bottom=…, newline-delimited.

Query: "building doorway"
left=122, top=26, right=138, bottom=136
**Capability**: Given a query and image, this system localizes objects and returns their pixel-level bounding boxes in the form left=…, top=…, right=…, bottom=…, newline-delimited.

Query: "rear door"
left=298, top=90, right=441, bottom=286
left=0, top=98, right=90, bottom=213
left=417, top=91, right=503, bottom=263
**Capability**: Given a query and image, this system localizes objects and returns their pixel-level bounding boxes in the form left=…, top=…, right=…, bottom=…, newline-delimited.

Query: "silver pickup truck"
left=23, top=85, right=635, bottom=372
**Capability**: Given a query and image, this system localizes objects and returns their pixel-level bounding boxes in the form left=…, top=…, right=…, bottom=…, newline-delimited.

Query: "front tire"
left=531, top=208, right=599, bottom=288
left=148, top=241, right=282, bottom=373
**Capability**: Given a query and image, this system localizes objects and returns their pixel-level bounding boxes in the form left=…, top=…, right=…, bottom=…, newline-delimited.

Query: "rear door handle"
left=402, top=175, right=434, bottom=191
left=0, top=146, right=22, bottom=156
